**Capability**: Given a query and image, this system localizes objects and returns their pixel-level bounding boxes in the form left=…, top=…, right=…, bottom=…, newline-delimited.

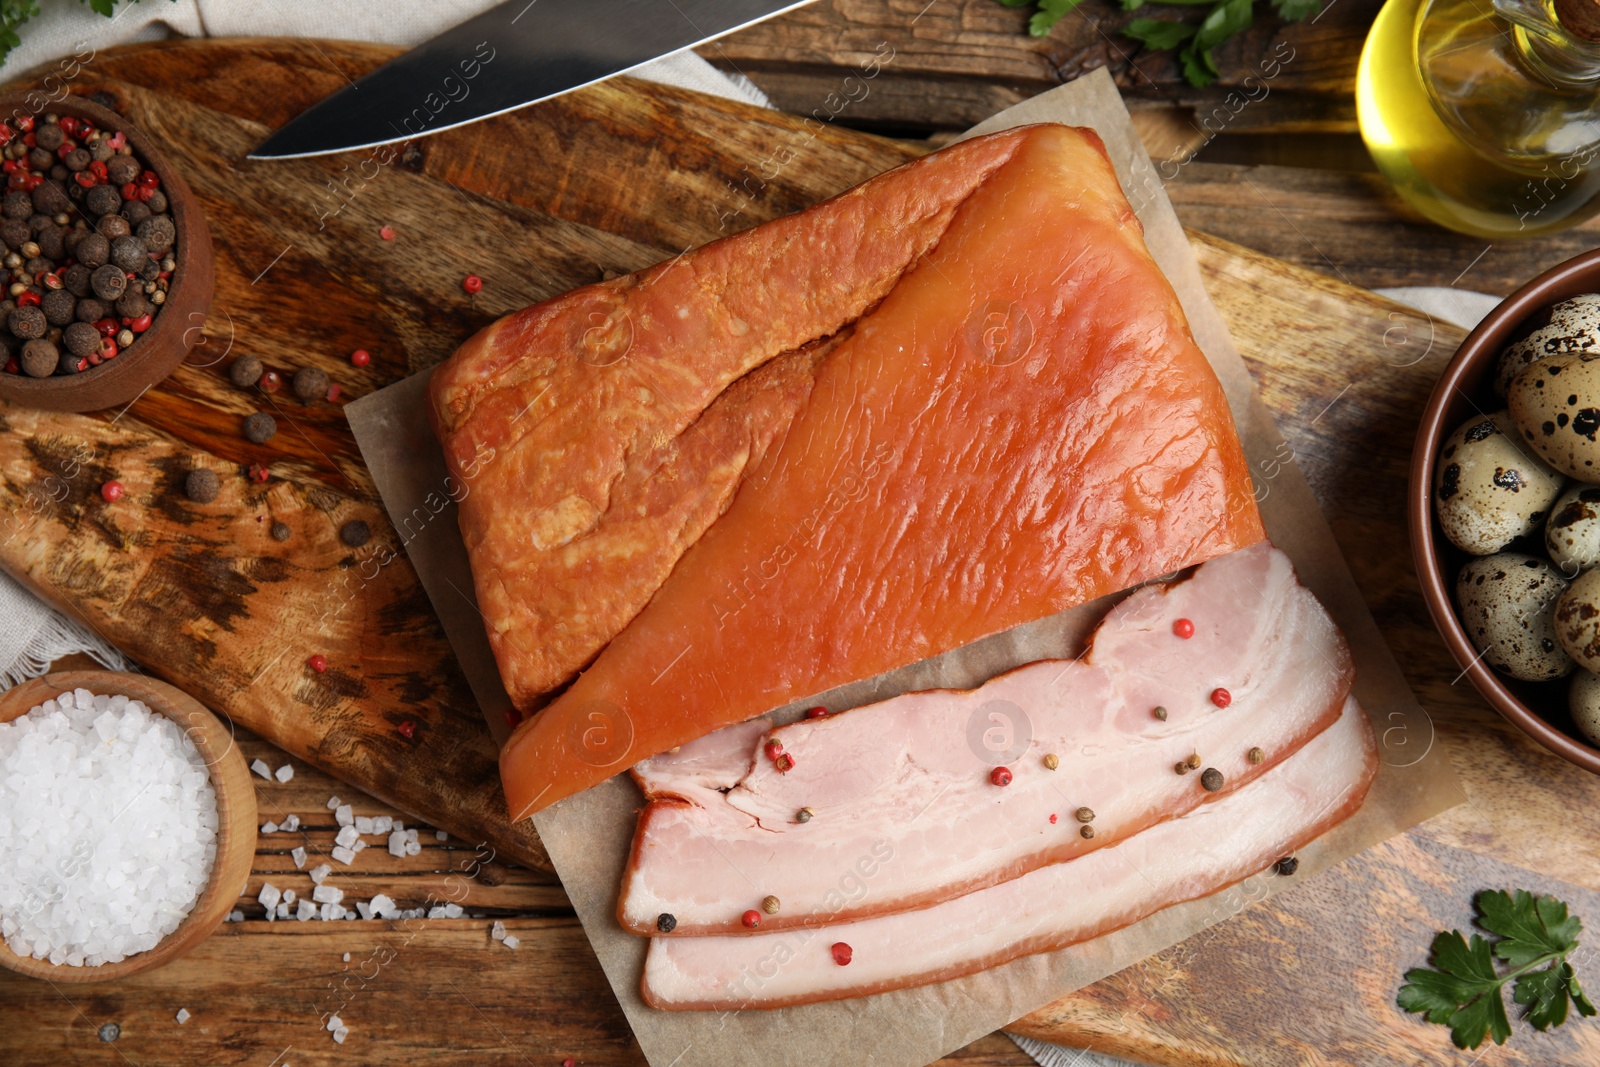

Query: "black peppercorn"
left=136, top=215, right=174, bottom=255
left=138, top=257, right=160, bottom=282
left=35, top=225, right=64, bottom=261
left=27, top=148, right=52, bottom=173
left=19, top=337, right=56, bottom=377
left=89, top=140, right=114, bottom=164
left=183, top=468, right=220, bottom=503
left=95, top=213, right=130, bottom=240
left=33, top=124, right=62, bottom=151
left=109, top=234, right=146, bottom=272
left=293, top=366, right=329, bottom=403
left=145, top=190, right=167, bottom=213
left=30, top=180, right=69, bottom=217
left=243, top=412, right=277, bottom=444
left=26, top=213, right=48, bottom=236
left=105, top=154, right=140, bottom=186
left=0, top=218, right=29, bottom=251
left=229, top=356, right=262, bottom=389
left=48, top=164, right=67, bottom=182
left=120, top=199, right=151, bottom=227
left=340, top=520, right=371, bottom=548
left=85, top=183, right=121, bottom=218
left=23, top=256, right=50, bottom=278
left=114, top=291, right=149, bottom=321
left=74, top=297, right=105, bottom=324
left=270, top=521, right=292, bottom=542
left=1, top=191, right=30, bottom=220
left=63, top=147, right=90, bottom=172
left=89, top=264, right=126, bottom=302
left=1273, top=856, right=1299, bottom=877
left=9, top=304, right=45, bottom=340
left=62, top=321, right=99, bottom=357
left=75, top=233, right=109, bottom=269
left=54, top=345, right=82, bottom=374
left=1199, top=767, right=1224, bottom=792
left=40, top=289, right=74, bottom=327
left=656, top=913, right=677, bottom=933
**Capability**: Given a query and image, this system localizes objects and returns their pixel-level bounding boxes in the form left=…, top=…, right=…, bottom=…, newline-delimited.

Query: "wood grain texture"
left=0, top=33, right=1599, bottom=1067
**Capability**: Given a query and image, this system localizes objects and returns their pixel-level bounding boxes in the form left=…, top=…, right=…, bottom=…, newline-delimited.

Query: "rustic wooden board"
left=2, top=35, right=1600, bottom=1067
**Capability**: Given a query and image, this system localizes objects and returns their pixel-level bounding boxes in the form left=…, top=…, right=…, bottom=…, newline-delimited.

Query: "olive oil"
left=1357, top=0, right=1600, bottom=238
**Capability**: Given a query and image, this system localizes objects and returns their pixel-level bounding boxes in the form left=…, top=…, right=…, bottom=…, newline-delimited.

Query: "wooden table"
left=6, top=4, right=1600, bottom=1066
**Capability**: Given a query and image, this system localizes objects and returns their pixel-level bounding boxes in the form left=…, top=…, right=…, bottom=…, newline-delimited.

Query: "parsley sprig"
left=992, top=0, right=1320, bottom=87
left=1397, top=890, right=1595, bottom=1050
left=0, top=1, right=145, bottom=69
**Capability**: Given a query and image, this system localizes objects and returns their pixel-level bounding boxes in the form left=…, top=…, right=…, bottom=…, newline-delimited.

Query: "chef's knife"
left=249, top=0, right=813, bottom=159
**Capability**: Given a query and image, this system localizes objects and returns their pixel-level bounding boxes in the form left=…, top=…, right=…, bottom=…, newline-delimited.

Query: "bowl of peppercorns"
left=0, top=94, right=212, bottom=413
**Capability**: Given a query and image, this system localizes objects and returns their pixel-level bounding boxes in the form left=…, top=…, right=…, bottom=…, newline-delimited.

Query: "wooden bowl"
left=0, top=94, right=214, bottom=413
left=0, top=670, right=255, bottom=981
left=1410, top=247, right=1600, bottom=775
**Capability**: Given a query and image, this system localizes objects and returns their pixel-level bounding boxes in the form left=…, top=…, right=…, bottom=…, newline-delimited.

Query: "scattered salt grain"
left=352, top=839, right=366, bottom=853
left=333, top=1027, right=348, bottom=1045
left=387, top=831, right=407, bottom=858
left=334, top=804, right=353, bottom=827
left=326, top=1014, right=343, bottom=1032
left=355, top=902, right=372, bottom=919
left=250, top=759, right=272, bottom=780
left=260, top=821, right=278, bottom=834
left=320, top=902, right=346, bottom=921
left=404, top=839, right=421, bottom=857
left=325, top=795, right=341, bottom=811
left=369, top=894, right=395, bottom=919
left=331, top=846, right=356, bottom=866
left=354, top=816, right=374, bottom=835
left=309, top=864, right=332, bottom=885
left=312, top=885, right=343, bottom=905
left=0, top=693, right=220, bottom=967
left=175, top=1008, right=190, bottom=1025
left=282, top=889, right=296, bottom=904
left=427, top=906, right=447, bottom=919
left=296, top=900, right=316, bottom=921
left=443, top=903, right=463, bottom=919
left=342, top=952, right=351, bottom=962
left=274, top=764, right=293, bottom=783
left=502, top=935, right=520, bottom=950
left=436, top=830, right=448, bottom=842
left=491, top=920, right=506, bottom=941
left=258, top=884, right=282, bottom=911
left=227, top=910, right=244, bottom=923
left=281, top=813, right=300, bottom=832
left=334, top=825, right=359, bottom=849
left=291, top=847, right=307, bottom=870
left=276, top=902, right=290, bottom=919
left=372, top=816, right=393, bottom=834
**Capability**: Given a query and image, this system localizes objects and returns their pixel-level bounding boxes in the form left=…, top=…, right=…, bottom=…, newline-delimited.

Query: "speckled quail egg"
left=1554, top=567, right=1600, bottom=671
left=1507, top=352, right=1600, bottom=479
left=1569, top=669, right=1600, bottom=748
left=1457, top=553, right=1575, bottom=681
left=1495, top=293, right=1600, bottom=397
left=1435, top=411, right=1565, bottom=555
left=1546, top=485, right=1600, bottom=574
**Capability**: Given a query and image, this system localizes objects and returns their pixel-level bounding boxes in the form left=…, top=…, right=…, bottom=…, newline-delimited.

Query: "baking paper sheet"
left=348, top=66, right=1464, bottom=1067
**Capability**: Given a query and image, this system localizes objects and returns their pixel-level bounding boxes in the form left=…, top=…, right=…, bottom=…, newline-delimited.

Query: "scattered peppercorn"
left=379, top=225, right=396, bottom=241
left=248, top=462, right=270, bottom=483
left=794, top=806, right=815, bottom=824
left=97, top=1023, right=119, bottom=1043
left=228, top=357, right=263, bottom=387
left=270, top=521, right=291, bottom=542
left=741, top=909, right=761, bottom=929
left=350, top=348, right=371, bottom=368
left=398, top=720, right=416, bottom=739
left=1175, top=761, right=1190, bottom=775
left=1154, top=705, right=1168, bottom=721
left=990, top=765, right=1012, bottom=787
left=1049, top=813, right=1058, bottom=824
left=99, top=480, right=123, bottom=502
left=1074, top=806, right=1095, bottom=823
left=831, top=942, right=853, bottom=966
left=1186, top=752, right=1202, bottom=770
left=340, top=519, right=371, bottom=548
left=243, top=412, right=277, bottom=444
left=763, top=738, right=784, bottom=761
left=1042, top=752, right=1059, bottom=770
left=1273, top=856, right=1299, bottom=876
left=1210, top=687, right=1232, bottom=708
left=1200, top=767, right=1224, bottom=792
left=804, top=706, right=828, bottom=719
left=1079, top=824, right=1095, bottom=839
left=258, top=369, right=282, bottom=394
left=656, top=913, right=677, bottom=933
left=308, top=654, right=328, bottom=673
left=292, top=366, right=329, bottom=404
left=773, top=752, right=795, bottom=774
left=761, top=895, right=781, bottom=915
left=184, top=468, right=219, bottom=504
left=1247, top=746, right=1264, bottom=765
left=462, top=273, right=483, bottom=294
left=503, top=707, right=521, bottom=731
left=1172, top=618, right=1195, bottom=639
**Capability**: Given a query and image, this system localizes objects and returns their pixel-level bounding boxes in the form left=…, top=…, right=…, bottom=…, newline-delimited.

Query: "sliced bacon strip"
left=620, top=542, right=1352, bottom=935
left=641, top=694, right=1377, bottom=1010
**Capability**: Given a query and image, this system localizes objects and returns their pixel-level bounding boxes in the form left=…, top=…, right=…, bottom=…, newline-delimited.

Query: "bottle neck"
left=1498, top=0, right=1600, bottom=87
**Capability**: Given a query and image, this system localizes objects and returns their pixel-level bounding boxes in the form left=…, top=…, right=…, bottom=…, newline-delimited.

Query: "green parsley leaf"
left=1027, top=0, right=1090, bottom=36
left=1270, top=0, right=1320, bottom=19
left=1398, top=890, right=1594, bottom=1051
left=1122, top=16, right=1198, bottom=48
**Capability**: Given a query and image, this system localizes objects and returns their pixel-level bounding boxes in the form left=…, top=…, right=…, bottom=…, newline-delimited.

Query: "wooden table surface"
left=5, top=3, right=1600, bottom=1066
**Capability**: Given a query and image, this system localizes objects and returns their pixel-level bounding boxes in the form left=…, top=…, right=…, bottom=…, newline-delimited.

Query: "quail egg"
left=1570, top=669, right=1600, bottom=748
left=1555, top=566, right=1600, bottom=672
left=1457, top=553, right=1575, bottom=681
left=1495, top=293, right=1600, bottom=398
left=1435, top=411, right=1564, bottom=555
left=1507, top=352, right=1600, bottom=479
left=1546, top=484, right=1600, bottom=574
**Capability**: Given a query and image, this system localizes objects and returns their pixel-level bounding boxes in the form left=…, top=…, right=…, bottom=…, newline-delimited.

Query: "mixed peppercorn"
left=0, top=112, right=178, bottom=378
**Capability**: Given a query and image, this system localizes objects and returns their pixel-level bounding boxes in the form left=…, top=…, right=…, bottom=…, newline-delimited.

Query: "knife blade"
left=248, top=0, right=813, bottom=160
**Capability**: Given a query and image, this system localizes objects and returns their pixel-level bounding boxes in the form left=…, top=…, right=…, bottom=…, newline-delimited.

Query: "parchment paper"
left=348, top=67, right=1464, bottom=1067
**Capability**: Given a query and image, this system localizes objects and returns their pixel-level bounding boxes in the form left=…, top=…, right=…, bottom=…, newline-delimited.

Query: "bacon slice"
left=619, top=542, right=1350, bottom=935
left=640, top=694, right=1377, bottom=1010
left=498, top=124, right=1264, bottom=817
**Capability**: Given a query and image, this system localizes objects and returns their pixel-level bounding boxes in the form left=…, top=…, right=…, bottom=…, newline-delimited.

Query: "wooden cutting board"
left=3, top=38, right=1600, bottom=1067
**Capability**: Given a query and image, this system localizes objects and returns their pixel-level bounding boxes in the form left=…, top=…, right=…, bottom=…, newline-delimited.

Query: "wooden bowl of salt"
left=0, top=670, right=256, bottom=981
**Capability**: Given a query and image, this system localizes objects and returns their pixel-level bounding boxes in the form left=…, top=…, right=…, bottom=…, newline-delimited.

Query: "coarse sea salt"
left=0, top=692, right=219, bottom=967
left=250, top=758, right=272, bottom=780
left=274, top=764, right=293, bottom=783
left=175, top=1008, right=190, bottom=1024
